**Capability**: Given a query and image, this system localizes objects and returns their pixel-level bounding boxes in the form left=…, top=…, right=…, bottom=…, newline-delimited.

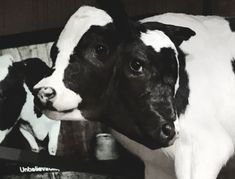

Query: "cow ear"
left=142, top=21, right=196, bottom=46
left=11, top=61, right=26, bottom=80
left=97, top=0, right=132, bottom=38
left=23, top=58, right=52, bottom=90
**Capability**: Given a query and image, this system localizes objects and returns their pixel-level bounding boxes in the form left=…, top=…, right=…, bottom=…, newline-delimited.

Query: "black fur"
left=226, top=18, right=235, bottom=32
left=50, top=41, right=59, bottom=67
left=0, top=62, right=26, bottom=130
left=142, top=21, right=196, bottom=46
left=231, top=59, right=235, bottom=74
left=62, top=24, right=183, bottom=148
left=103, top=43, right=179, bottom=148
left=174, top=48, right=190, bottom=116
left=34, top=105, right=43, bottom=118
left=1, top=120, right=31, bottom=150
left=23, top=58, right=53, bottom=91
left=63, top=23, right=120, bottom=118
left=2, top=119, right=49, bottom=151
left=23, top=58, right=53, bottom=118
left=97, top=0, right=130, bottom=38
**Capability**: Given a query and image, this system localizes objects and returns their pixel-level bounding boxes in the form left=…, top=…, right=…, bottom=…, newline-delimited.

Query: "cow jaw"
left=43, top=108, right=86, bottom=121
left=34, top=68, right=81, bottom=110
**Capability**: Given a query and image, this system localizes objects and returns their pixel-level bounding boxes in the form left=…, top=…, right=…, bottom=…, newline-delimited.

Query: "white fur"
left=20, top=127, right=40, bottom=153
left=140, top=30, right=176, bottom=53
left=34, top=6, right=113, bottom=115
left=20, top=84, right=61, bottom=155
left=112, top=13, right=235, bottom=179
left=34, top=74, right=82, bottom=112
left=0, top=55, right=13, bottom=81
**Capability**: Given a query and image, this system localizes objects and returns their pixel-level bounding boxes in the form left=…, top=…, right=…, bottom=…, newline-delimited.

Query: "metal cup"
left=95, top=133, right=119, bottom=160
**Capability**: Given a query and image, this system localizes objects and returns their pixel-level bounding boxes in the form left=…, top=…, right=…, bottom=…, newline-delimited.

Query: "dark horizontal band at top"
left=1, top=16, right=235, bottom=49
left=0, top=28, right=62, bottom=50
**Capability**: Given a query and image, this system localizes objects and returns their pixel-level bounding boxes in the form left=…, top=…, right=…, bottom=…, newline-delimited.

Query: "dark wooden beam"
left=1, top=16, right=235, bottom=50
left=0, top=28, right=61, bottom=49
left=202, top=0, right=213, bottom=15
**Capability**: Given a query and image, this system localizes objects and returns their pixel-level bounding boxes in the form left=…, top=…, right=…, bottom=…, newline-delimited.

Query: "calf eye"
left=129, top=60, right=144, bottom=73
left=95, top=44, right=108, bottom=56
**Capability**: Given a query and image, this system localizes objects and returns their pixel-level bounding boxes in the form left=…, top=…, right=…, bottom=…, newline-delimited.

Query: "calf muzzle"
left=139, top=120, right=176, bottom=149
left=36, top=87, right=56, bottom=105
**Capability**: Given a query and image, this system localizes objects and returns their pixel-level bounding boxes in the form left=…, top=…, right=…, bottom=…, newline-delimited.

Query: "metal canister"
left=95, top=133, right=119, bottom=160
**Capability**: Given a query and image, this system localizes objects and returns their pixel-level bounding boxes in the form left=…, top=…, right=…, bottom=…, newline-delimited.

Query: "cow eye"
left=129, top=60, right=144, bottom=73
left=95, top=44, right=108, bottom=56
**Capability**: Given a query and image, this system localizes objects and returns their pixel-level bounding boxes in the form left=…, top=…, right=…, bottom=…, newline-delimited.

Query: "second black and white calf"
left=0, top=55, right=60, bottom=155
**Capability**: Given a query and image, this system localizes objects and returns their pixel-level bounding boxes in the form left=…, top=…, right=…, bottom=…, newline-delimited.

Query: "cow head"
left=34, top=0, right=195, bottom=149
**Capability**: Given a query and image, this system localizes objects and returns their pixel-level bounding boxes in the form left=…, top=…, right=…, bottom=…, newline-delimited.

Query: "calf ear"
left=97, top=0, right=132, bottom=38
left=11, top=61, right=26, bottom=79
left=23, top=58, right=52, bottom=90
left=142, top=21, right=196, bottom=46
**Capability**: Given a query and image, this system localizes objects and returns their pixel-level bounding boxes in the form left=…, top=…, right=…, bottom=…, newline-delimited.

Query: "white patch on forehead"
left=56, top=6, right=113, bottom=69
left=0, top=55, right=14, bottom=81
left=140, top=30, right=179, bottom=94
left=140, top=30, right=176, bottom=52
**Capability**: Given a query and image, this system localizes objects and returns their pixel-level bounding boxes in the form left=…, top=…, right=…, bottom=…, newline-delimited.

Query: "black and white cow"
left=34, top=0, right=235, bottom=179
left=34, top=4, right=181, bottom=149
left=0, top=55, right=60, bottom=155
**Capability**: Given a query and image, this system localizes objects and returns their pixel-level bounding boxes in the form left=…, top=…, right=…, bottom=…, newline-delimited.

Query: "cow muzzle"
left=34, top=75, right=82, bottom=114
left=146, top=122, right=176, bottom=149
left=36, top=87, right=56, bottom=105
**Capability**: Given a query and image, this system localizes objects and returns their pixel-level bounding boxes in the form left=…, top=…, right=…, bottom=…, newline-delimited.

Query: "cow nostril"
left=43, top=87, right=56, bottom=99
left=37, top=87, right=56, bottom=104
left=161, top=123, right=174, bottom=137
